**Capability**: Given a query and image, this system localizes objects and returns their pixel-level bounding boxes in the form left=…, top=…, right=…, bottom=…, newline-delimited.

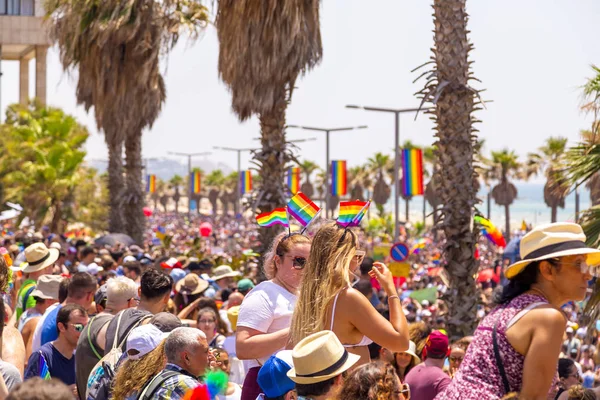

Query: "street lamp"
left=213, top=146, right=258, bottom=216
left=168, top=151, right=212, bottom=218
left=346, top=105, right=433, bottom=241
left=287, top=125, right=368, bottom=217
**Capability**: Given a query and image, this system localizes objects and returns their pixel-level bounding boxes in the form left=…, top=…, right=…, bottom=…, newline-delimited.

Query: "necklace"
left=273, top=277, right=296, bottom=295
left=529, top=287, right=550, bottom=301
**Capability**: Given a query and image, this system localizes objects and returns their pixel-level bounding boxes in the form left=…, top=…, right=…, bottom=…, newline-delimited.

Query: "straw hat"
left=505, top=222, right=600, bottom=279
left=287, top=330, right=360, bottom=384
left=22, top=243, right=60, bottom=273
left=30, top=275, right=63, bottom=300
left=210, top=265, right=241, bottom=281
left=175, top=273, right=209, bottom=295
left=401, top=340, right=421, bottom=365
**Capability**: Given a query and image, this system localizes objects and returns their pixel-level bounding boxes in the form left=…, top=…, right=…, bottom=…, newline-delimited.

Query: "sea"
left=389, top=182, right=592, bottom=229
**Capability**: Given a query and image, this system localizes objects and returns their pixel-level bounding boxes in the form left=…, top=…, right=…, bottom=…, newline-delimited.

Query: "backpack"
left=85, top=312, right=144, bottom=400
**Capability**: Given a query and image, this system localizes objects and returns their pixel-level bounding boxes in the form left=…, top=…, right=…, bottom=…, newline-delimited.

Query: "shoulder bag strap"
left=111, top=311, right=125, bottom=350
left=136, top=370, right=180, bottom=400
left=116, top=314, right=149, bottom=350
left=493, top=321, right=511, bottom=395
left=87, top=316, right=103, bottom=360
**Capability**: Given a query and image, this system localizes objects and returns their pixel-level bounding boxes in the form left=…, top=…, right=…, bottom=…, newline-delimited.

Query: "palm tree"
left=216, top=0, right=323, bottom=255
left=46, top=0, right=209, bottom=242
left=526, top=137, right=569, bottom=223
left=348, top=166, right=367, bottom=201
left=488, top=149, right=523, bottom=240
left=206, top=170, right=225, bottom=215
left=298, top=160, right=319, bottom=198
left=414, top=0, right=481, bottom=338
left=368, top=153, right=392, bottom=211
left=157, top=180, right=169, bottom=212
left=170, top=175, right=184, bottom=214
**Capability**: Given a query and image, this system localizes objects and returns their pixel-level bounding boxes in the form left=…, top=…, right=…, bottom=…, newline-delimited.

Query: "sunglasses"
left=449, top=356, right=464, bottom=363
left=397, top=383, right=410, bottom=399
left=550, top=258, right=596, bottom=275
left=354, top=250, right=366, bottom=264
left=287, top=255, right=307, bottom=270
left=70, top=323, right=86, bottom=332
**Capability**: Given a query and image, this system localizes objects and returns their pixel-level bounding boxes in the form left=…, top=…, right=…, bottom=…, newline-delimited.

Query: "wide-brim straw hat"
left=22, top=243, right=60, bottom=274
left=287, top=330, right=360, bottom=384
left=175, top=273, right=209, bottom=295
left=505, top=222, right=600, bottom=279
left=210, top=265, right=241, bottom=281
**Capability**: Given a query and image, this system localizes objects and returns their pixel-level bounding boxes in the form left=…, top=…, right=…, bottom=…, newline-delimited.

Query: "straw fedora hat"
left=22, top=243, right=60, bottom=274
left=175, top=273, right=209, bottom=295
left=505, top=222, right=600, bottom=279
left=210, top=265, right=241, bottom=281
left=401, top=340, right=421, bottom=365
left=287, top=330, right=360, bottom=384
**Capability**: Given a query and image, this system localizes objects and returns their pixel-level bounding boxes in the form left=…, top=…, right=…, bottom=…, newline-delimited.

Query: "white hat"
left=86, top=263, right=104, bottom=275
left=401, top=340, right=421, bottom=365
left=30, top=275, right=64, bottom=300
left=505, top=222, right=600, bottom=279
left=126, top=324, right=170, bottom=360
left=49, top=242, right=62, bottom=250
left=123, top=255, right=137, bottom=263
left=287, top=330, right=360, bottom=384
left=210, top=265, right=241, bottom=281
left=22, top=243, right=60, bottom=274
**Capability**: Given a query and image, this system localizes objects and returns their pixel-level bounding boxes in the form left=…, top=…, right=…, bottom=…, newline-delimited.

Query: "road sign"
left=390, top=242, right=410, bottom=262
left=389, top=262, right=411, bottom=278
left=373, top=244, right=391, bottom=262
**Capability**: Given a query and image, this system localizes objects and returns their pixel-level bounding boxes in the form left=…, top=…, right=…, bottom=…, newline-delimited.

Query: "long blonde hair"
left=290, top=222, right=358, bottom=344
left=112, top=341, right=167, bottom=399
left=263, top=231, right=312, bottom=279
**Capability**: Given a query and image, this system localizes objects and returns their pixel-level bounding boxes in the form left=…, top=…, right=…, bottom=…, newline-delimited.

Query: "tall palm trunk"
left=107, top=138, right=125, bottom=233
left=124, top=132, right=145, bottom=244
left=430, top=0, right=479, bottom=339
left=256, top=88, right=289, bottom=278
left=551, top=206, right=557, bottom=223
left=504, top=203, right=511, bottom=240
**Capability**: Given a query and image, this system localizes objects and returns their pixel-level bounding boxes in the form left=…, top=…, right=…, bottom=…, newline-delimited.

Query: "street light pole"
left=287, top=126, right=367, bottom=217
left=213, top=146, right=257, bottom=216
left=168, top=151, right=211, bottom=219
left=346, top=105, right=433, bottom=241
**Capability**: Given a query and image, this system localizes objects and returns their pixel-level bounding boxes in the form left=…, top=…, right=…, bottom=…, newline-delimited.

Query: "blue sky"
left=2, top=0, right=600, bottom=180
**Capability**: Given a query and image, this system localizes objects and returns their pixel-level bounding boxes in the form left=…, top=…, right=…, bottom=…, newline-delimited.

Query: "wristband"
left=388, top=295, right=400, bottom=302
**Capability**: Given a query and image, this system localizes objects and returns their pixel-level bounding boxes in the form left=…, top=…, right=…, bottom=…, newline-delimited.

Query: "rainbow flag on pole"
left=401, top=149, right=424, bottom=196
left=240, top=171, right=252, bottom=195
left=337, top=200, right=371, bottom=228
left=146, top=175, right=156, bottom=193
left=256, top=208, right=289, bottom=227
left=287, top=167, right=301, bottom=195
left=287, top=192, right=321, bottom=227
left=331, top=161, right=347, bottom=196
left=190, top=171, right=201, bottom=194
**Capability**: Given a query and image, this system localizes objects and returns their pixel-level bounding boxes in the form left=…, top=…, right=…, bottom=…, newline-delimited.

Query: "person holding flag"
left=290, top=200, right=410, bottom=368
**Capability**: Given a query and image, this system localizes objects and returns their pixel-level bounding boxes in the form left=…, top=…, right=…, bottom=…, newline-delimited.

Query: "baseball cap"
left=170, top=268, right=187, bottom=283
left=123, top=255, right=137, bottom=263
left=257, top=350, right=295, bottom=398
left=126, top=324, right=170, bottom=360
left=227, top=306, right=240, bottom=331
left=425, top=330, right=449, bottom=358
left=566, top=327, right=574, bottom=334
left=94, top=284, right=108, bottom=308
left=149, top=312, right=182, bottom=333
left=237, top=278, right=255, bottom=293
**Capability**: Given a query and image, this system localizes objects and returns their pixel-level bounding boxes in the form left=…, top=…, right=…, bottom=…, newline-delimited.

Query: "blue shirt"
left=40, top=304, right=62, bottom=346
left=25, top=342, right=76, bottom=385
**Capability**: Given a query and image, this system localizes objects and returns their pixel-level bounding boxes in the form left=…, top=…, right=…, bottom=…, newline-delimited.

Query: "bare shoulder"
left=524, top=305, right=566, bottom=330
left=339, top=287, right=369, bottom=305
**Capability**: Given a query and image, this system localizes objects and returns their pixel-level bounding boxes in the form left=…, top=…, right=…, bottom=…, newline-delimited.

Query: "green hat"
left=237, top=278, right=255, bottom=293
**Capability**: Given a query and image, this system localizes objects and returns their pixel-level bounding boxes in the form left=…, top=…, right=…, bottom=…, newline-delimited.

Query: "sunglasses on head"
left=70, top=323, right=86, bottom=332
left=354, top=250, right=366, bottom=263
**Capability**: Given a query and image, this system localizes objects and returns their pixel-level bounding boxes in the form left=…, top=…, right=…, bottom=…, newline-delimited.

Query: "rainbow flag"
left=287, top=192, right=320, bottom=227
left=331, top=161, right=347, bottom=196
left=190, top=171, right=201, bottom=195
left=256, top=208, right=289, bottom=227
left=38, top=352, right=51, bottom=380
left=401, top=149, right=424, bottom=196
left=287, top=167, right=301, bottom=195
left=146, top=174, right=157, bottom=193
left=240, top=171, right=252, bottom=195
left=155, top=226, right=166, bottom=240
left=474, top=216, right=506, bottom=248
left=337, top=200, right=370, bottom=228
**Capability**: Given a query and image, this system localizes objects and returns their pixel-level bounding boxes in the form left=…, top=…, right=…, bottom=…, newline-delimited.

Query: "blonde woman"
left=236, top=232, right=311, bottom=400
left=290, top=222, right=409, bottom=367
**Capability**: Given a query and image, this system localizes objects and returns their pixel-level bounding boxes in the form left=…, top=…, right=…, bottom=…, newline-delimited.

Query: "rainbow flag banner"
left=474, top=216, right=506, bottom=248
left=287, top=167, right=301, bottom=195
left=146, top=175, right=157, bottom=193
left=240, top=171, right=252, bottom=195
left=256, top=208, right=289, bottom=227
left=337, top=200, right=371, bottom=228
left=190, top=171, right=201, bottom=194
left=287, top=192, right=321, bottom=227
left=401, top=149, right=424, bottom=197
left=331, top=160, right=347, bottom=196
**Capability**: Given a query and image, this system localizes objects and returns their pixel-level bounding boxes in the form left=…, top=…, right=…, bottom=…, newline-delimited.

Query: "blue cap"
left=170, top=268, right=187, bottom=284
left=257, top=351, right=295, bottom=398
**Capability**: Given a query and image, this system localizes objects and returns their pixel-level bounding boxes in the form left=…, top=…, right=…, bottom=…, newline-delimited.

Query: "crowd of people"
left=0, top=212, right=598, bottom=399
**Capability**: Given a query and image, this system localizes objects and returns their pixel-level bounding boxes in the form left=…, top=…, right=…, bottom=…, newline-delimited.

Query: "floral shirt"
left=151, top=363, right=200, bottom=400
